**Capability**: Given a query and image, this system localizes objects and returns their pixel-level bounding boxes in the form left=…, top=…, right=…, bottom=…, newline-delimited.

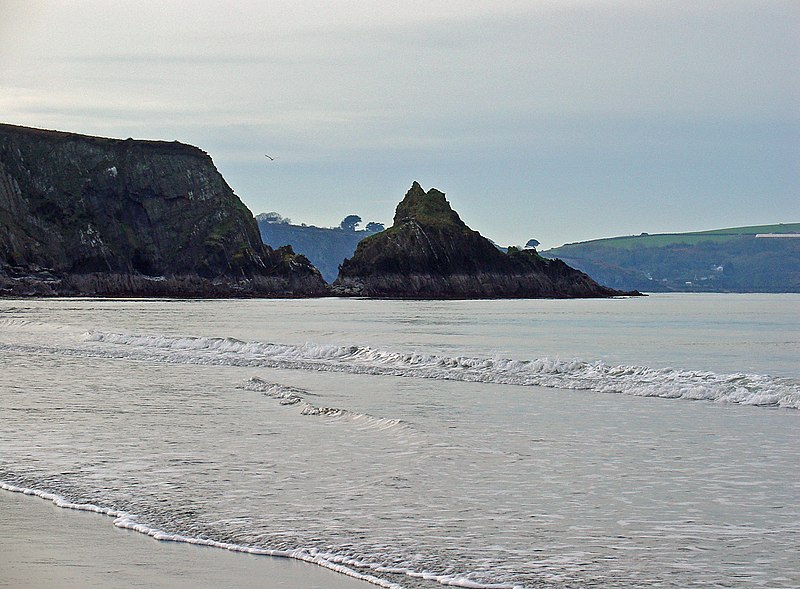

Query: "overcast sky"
left=2, top=1, right=798, bottom=249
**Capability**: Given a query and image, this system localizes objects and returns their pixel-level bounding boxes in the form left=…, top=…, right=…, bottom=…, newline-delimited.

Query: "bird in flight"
left=264, top=154, right=277, bottom=161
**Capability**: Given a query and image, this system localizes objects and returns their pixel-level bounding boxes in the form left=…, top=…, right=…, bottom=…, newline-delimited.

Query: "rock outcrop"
left=0, top=123, right=328, bottom=297
left=257, top=216, right=383, bottom=283
left=333, top=182, right=633, bottom=299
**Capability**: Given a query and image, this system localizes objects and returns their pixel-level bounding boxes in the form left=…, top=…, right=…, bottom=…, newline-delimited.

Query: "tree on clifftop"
left=340, top=215, right=362, bottom=232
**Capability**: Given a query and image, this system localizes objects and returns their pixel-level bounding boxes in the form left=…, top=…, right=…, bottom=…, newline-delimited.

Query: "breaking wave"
left=79, top=331, right=800, bottom=409
left=241, top=378, right=407, bottom=431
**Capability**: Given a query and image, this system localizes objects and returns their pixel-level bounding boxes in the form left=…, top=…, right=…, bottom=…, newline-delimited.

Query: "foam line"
left=82, top=331, right=800, bottom=410
left=1, top=482, right=525, bottom=589
left=0, top=482, right=405, bottom=589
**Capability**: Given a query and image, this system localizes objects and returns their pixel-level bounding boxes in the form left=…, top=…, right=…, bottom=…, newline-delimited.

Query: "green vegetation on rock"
left=392, top=181, right=466, bottom=227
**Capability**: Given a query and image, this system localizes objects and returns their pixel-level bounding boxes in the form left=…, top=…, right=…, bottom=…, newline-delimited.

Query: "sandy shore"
left=0, top=490, right=375, bottom=589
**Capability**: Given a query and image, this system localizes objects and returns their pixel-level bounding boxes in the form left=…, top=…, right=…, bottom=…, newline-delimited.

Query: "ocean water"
left=1, top=294, right=798, bottom=588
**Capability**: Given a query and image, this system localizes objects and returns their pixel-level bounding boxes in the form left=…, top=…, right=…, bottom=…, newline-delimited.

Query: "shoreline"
left=0, top=487, right=377, bottom=589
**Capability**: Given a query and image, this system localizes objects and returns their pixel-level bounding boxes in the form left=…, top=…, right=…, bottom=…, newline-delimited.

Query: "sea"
left=1, top=293, right=798, bottom=589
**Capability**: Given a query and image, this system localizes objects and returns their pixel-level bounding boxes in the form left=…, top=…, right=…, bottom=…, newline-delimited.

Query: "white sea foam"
left=0, top=482, right=522, bottom=589
left=0, top=482, right=409, bottom=588
left=242, top=378, right=407, bottom=431
left=84, top=331, right=800, bottom=409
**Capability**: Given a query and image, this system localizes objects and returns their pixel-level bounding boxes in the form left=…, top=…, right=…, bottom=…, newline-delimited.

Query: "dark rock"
left=0, top=123, right=328, bottom=297
left=257, top=217, right=383, bottom=283
left=333, top=182, right=637, bottom=299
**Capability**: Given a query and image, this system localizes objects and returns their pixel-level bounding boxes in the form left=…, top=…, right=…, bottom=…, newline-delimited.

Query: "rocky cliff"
left=0, top=124, right=327, bottom=297
left=333, top=182, right=631, bottom=299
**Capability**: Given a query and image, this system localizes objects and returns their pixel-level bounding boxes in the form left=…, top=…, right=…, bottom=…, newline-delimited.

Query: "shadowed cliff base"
left=333, top=182, right=639, bottom=299
left=0, top=124, right=328, bottom=297
left=0, top=267, right=327, bottom=299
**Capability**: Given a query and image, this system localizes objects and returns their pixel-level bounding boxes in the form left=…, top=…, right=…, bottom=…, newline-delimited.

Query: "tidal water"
left=1, top=294, right=798, bottom=588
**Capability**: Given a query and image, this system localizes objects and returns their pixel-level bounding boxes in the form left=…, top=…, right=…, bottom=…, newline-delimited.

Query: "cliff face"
left=333, top=182, right=630, bottom=299
left=0, top=124, right=327, bottom=297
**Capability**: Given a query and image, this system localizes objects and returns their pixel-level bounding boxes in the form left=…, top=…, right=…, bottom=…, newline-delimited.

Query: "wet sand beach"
left=0, top=490, right=374, bottom=589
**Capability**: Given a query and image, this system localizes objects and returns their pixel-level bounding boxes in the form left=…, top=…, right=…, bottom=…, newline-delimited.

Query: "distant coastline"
left=543, top=223, right=800, bottom=293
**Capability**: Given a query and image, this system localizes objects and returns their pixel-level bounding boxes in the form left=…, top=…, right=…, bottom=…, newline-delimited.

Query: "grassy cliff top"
left=550, top=223, right=800, bottom=252
left=0, top=122, right=204, bottom=158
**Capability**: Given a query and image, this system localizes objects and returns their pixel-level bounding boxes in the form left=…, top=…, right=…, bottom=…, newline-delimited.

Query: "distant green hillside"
left=560, top=223, right=800, bottom=250
left=543, top=223, right=800, bottom=293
